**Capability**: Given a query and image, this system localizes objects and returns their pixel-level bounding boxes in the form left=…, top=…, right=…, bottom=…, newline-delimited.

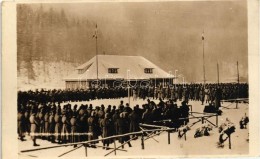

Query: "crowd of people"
left=17, top=83, right=248, bottom=148
left=18, top=83, right=248, bottom=106
left=18, top=99, right=190, bottom=147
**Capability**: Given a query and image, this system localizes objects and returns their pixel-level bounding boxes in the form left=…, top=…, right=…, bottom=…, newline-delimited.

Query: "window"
left=108, top=68, right=118, bottom=73
left=78, top=63, right=92, bottom=74
left=144, top=68, right=153, bottom=74
left=78, top=69, right=84, bottom=74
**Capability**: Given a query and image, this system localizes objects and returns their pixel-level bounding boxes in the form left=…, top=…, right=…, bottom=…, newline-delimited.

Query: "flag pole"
left=237, top=61, right=239, bottom=84
left=217, top=62, right=219, bottom=84
left=236, top=61, right=240, bottom=108
left=94, top=24, right=99, bottom=81
left=202, top=30, right=206, bottom=85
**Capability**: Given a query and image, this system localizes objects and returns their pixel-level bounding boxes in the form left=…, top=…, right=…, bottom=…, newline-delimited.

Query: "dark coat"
left=18, top=112, right=26, bottom=136
left=129, top=111, right=140, bottom=132
left=100, top=118, right=113, bottom=144
left=117, top=117, right=130, bottom=143
left=61, top=115, right=71, bottom=141
left=87, top=116, right=99, bottom=143
left=54, top=114, right=62, bottom=140
left=29, top=114, right=39, bottom=140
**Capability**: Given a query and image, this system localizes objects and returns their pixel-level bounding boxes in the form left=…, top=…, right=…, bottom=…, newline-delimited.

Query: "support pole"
left=216, top=114, right=218, bottom=127
left=141, top=132, right=145, bottom=150
left=95, top=24, right=99, bottom=81
left=202, top=117, right=204, bottom=124
left=236, top=61, right=239, bottom=109
left=85, top=145, right=88, bottom=157
left=113, top=139, right=117, bottom=155
left=217, top=62, right=219, bottom=84
left=168, top=131, right=171, bottom=144
left=202, top=30, right=206, bottom=85
left=228, top=134, right=231, bottom=149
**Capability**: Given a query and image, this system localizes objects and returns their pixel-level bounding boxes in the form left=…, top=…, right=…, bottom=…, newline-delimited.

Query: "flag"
left=202, top=31, right=205, bottom=40
left=93, top=24, right=98, bottom=38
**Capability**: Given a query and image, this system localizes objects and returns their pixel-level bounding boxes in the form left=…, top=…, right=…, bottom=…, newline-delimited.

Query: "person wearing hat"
left=87, top=111, right=99, bottom=147
left=61, top=111, right=71, bottom=144
left=129, top=107, right=140, bottom=139
left=18, top=108, right=26, bottom=141
left=117, top=112, right=132, bottom=148
left=124, top=103, right=132, bottom=114
left=54, top=109, right=62, bottom=144
left=112, top=109, right=120, bottom=136
left=87, top=105, right=93, bottom=117
left=199, top=87, right=205, bottom=105
left=38, top=108, right=44, bottom=139
left=43, top=108, right=49, bottom=140
left=70, top=112, right=79, bottom=146
left=48, top=111, right=56, bottom=143
left=29, top=109, right=40, bottom=146
left=100, top=113, right=113, bottom=149
left=98, top=105, right=105, bottom=120
left=180, top=101, right=190, bottom=125
left=118, top=101, right=124, bottom=111
left=78, top=109, right=88, bottom=142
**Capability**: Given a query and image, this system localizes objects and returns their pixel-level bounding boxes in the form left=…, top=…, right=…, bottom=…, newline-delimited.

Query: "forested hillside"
left=17, top=4, right=99, bottom=89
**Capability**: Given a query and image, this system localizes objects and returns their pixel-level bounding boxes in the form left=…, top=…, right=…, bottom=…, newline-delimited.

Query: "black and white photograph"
left=2, top=0, right=259, bottom=158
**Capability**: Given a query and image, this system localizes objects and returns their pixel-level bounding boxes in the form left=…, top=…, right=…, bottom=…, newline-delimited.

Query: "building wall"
left=65, top=81, right=89, bottom=89
left=65, top=78, right=174, bottom=89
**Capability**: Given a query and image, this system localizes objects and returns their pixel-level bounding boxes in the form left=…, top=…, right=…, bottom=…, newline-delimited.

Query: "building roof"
left=64, top=55, right=174, bottom=81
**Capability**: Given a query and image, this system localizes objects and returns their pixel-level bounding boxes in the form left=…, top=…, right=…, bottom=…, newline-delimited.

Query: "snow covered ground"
left=18, top=60, right=79, bottom=91
left=18, top=99, right=249, bottom=158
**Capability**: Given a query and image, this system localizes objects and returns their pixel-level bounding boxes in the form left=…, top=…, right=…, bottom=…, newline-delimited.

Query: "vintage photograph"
left=16, top=1, right=249, bottom=157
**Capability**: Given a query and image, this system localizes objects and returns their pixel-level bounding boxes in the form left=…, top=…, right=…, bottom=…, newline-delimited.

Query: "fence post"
left=216, top=114, right=218, bottom=127
left=113, top=139, right=117, bottom=155
left=168, top=130, right=170, bottom=144
left=141, top=131, right=145, bottom=150
left=85, top=144, right=88, bottom=157
left=228, top=134, right=231, bottom=149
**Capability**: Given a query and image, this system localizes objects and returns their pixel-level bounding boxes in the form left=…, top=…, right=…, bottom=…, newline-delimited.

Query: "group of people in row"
left=18, top=83, right=248, bottom=107
left=18, top=99, right=190, bottom=147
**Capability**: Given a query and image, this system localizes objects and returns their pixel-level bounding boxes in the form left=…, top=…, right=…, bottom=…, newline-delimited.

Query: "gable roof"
left=64, top=55, right=174, bottom=81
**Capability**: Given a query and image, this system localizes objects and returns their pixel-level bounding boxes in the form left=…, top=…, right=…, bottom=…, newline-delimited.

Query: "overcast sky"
left=36, top=0, right=248, bottom=82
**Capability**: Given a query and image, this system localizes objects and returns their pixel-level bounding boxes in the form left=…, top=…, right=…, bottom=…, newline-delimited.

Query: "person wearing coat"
left=70, top=113, right=80, bottom=146
left=43, top=110, right=49, bottom=140
left=54, top=110, right=62, bottom=144
left=48, top=111, right=56, bottom=143
left=18, top=109, right=26, bottom=141
left=38, top=108, right=44, bottom=139
left=129, top=107, right=140, bottom=139
left=87, top=111, right=99, bottom=147
left=200, top=88, right=205, bottom=105
left=29, top=110, right=40, bottom=146
left=112, top=110, right=120, bottom=136
left=180, top=101, right=190, bottom=125
left=78, top=111, right=88, bottom=142
left=61, top=111, right=71, bottom=144
left=100, top=113, right=113, bottom=149
left=117, top=113, right=132, bottom=148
